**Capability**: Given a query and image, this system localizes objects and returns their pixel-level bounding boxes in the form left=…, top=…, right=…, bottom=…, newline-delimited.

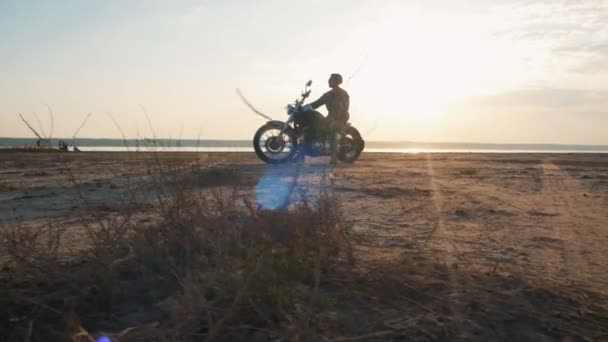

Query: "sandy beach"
left=2, top=151, right=608, bottom=340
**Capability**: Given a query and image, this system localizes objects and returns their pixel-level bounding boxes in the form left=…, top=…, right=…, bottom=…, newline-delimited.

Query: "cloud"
left=463, top=87, right=608, bottom=110
left=572, top=57, right=608, bottom=73
left=555, top=43, right=608, bottom=74
left=493, top=2, right=604, bottom=37
left=490, top=1, right=608, bottom=74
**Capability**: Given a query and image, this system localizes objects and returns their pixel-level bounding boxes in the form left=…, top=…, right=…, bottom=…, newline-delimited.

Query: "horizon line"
left=1, top=136, right=608, bottom=148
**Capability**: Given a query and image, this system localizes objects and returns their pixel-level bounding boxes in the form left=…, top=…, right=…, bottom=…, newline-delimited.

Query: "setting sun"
left=339, top=6, right=516, bottom=128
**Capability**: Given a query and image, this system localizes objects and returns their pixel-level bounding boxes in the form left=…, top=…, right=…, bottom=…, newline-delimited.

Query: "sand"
left=2, top=151, right=608, bottom=338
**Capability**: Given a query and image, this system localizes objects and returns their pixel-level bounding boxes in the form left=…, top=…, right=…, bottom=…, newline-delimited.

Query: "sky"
left=1, top=0, right=607, bottom=144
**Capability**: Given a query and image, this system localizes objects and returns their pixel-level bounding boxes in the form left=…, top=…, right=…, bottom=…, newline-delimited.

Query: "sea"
left=1, top=137, right=608, bottom=153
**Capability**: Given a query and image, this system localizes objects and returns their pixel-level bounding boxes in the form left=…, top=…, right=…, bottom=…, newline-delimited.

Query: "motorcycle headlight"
left=286, top=104, right=295, bottom=114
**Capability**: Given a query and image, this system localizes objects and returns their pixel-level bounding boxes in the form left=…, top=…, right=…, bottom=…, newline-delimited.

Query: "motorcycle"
left=252, top=80, right=365, bottom=164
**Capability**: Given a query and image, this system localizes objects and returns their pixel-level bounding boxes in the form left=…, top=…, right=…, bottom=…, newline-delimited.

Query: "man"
left=303, top=73, right=350, bottom=164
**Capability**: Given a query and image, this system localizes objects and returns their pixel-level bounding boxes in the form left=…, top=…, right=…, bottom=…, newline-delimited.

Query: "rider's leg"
left=295, top=146, right=305, bottom=163
left=330, top=139, right=337, bottom=164
left=329, top=118, right=347, bottom=165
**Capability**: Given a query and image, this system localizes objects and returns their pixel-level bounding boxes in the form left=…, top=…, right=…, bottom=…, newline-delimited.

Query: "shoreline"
left=2, top=147, right=608, bottom=155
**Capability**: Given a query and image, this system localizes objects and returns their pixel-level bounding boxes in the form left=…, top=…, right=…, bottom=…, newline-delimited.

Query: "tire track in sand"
left=532, top=160, right=608, bottom=292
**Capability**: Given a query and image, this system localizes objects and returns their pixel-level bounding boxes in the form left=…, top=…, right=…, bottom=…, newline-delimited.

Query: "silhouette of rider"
left=303, top=73, right=350, bottom=164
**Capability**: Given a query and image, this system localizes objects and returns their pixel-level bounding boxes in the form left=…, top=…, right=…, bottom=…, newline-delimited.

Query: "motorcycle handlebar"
left=294, top=81, right=312, bottom=107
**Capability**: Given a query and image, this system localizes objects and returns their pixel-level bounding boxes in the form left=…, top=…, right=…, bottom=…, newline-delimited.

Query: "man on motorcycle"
left=303, top=73, right=350, bottom=164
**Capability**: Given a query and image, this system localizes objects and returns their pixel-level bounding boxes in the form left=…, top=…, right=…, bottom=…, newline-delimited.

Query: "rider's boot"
left=295, top=150, right=305, bottom=163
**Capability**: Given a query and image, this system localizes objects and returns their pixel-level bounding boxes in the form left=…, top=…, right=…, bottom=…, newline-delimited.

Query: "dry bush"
left=0, top=163, right=352, bottom=341
left=127, top=176, right=352, bottom=341
left=1, top=220, right=64, bottom=273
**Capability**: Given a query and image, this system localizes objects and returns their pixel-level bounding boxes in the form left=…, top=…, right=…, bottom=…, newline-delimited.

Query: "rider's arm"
left=309, top=92, right=329, bottom=109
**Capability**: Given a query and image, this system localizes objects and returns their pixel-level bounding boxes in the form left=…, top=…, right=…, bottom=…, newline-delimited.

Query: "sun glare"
left=352, top=14, right=501, bottom=123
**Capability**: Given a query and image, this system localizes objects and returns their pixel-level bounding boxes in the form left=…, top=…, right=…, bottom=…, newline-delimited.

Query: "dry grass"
left=0, top=161, right=353, bottom=341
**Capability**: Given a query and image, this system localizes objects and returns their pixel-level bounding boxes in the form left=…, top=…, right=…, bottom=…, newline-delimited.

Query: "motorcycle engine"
left=309, top=140, right=332, bottom=156
left=308, top=141, right=324, bottom=156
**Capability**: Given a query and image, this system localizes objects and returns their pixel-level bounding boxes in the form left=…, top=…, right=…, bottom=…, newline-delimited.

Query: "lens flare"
left=254, top=164, right=331, bottom=209
left=255, top=171, right=292, bottom=209
left=97, top=337, right=111, bottom=342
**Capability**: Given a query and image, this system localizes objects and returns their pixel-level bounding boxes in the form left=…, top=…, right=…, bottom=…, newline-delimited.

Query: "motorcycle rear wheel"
left=338, top=126, right=365, bottom=163
left=253, top=122, right=298, bottom=164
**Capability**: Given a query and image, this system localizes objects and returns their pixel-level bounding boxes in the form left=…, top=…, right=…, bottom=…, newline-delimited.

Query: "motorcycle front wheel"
left=253, top=122, right=298, bottom=164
